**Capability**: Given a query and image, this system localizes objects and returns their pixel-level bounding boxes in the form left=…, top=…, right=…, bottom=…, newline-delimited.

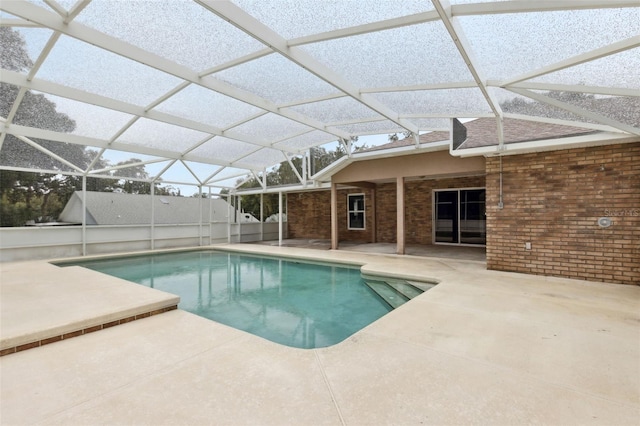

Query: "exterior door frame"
left=432, top=187, right=486, bottom=246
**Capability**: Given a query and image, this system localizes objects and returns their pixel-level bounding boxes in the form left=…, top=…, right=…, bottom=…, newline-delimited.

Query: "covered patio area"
left=252, top=238, right=487, bottom=262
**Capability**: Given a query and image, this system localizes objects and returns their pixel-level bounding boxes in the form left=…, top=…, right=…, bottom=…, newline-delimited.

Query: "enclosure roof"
left=1, top=0, right=638, bottom=191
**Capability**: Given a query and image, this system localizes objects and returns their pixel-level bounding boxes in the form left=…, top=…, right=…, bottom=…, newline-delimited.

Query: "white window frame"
left=347, top=193, right=366, bottom=230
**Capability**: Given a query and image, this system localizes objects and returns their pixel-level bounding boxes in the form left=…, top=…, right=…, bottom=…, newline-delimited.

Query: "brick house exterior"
left=287, top=119, right=639, bottom=285
left=486, top=143, right=639, bottom=284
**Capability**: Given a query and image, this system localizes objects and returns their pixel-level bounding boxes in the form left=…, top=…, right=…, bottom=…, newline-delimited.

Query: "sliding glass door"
left=434, top=189, right=486, bottom=245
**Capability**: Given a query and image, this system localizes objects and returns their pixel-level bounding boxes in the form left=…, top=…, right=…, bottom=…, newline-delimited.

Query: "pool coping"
left=2, top=245, right=438, bottom=355
left=0, top=261, right=180, bottom=354
left=1, top=243, right=639, bottom=424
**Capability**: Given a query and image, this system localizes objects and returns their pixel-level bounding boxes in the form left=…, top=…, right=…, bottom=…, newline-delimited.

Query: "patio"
left=1, top=244, right=638, bottom=425
left=253, top=238, right=487, bottom=261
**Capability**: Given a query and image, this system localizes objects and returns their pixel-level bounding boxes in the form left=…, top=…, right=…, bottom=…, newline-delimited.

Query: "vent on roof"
left=160, top=198, right=170, bottom=204
left=452, top=118, right=467, bottom=150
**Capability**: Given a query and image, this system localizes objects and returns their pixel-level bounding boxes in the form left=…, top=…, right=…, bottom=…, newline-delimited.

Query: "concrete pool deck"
left=1, top=244, right=639, bottom=424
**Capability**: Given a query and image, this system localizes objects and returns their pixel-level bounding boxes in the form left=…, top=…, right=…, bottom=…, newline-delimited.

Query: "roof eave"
left=451, top=132, right=639, bottom=158
left=312, top=141, right=450, bottom=183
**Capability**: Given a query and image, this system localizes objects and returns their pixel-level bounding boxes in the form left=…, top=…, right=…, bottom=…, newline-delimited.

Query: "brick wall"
left=288, top=175, right=485, bottom=244
left=486, top=143, right=640, bottom=285
left=287, top=191, right=331, bottom=239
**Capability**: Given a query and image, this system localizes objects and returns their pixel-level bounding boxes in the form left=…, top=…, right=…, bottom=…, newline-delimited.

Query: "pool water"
left=67, top=251, right=392, bottom=349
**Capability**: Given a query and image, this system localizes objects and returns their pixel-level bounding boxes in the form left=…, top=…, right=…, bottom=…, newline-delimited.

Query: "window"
left=347, top=194, right=365, bottom=230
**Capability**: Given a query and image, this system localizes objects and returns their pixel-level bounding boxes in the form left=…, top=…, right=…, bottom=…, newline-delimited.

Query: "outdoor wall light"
left=597, top=217, right=612, bottom=228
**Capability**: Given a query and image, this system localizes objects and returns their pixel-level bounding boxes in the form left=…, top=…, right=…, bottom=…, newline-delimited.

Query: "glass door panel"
left=435, top=191, right=458, bottom=243
left=460, top=189, right=486, bottom=245
left=434, top=189, right=486, bottom=245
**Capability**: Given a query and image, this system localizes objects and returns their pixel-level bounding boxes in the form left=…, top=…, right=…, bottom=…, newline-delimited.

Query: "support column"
left=396, top=177, right=405, bottom=255
left=81, top=175, right=87, bottom=256
left=331, top=182, right=338, bottom=250
left=238, top=195, right=242, bottom=243
left=278, top=191, right=283, bottom=246
left=260, top=193, right=264, bottom=241
left=227, top=194, right=231, bottom=243
left=370, top=187, right=376, bottom=243
left=198, top=185, right=203, bottom=246
left=150, top=183, right=155, bottom=250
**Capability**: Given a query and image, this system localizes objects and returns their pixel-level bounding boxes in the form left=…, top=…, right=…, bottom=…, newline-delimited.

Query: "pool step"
left=364, top=278, right=433, bottom=309
left=364, top=280, right=409, bottom=309
left=385, top=280, right=424, bottom=299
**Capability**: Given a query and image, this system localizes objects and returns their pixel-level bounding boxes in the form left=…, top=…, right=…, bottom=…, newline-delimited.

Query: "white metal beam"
left=198, top=48, right=273, bottom=77
left=0, top=18, right=41, bottom=27
left=451, top=0, right=640, bottom=16
left=0, top=1, right=353, bottom=140
left=500, top=36, right=640, bottom=87
left=499, top=82, right=640, bottom=98
left=13, top=134, right=85, bottom=173
left=65, top=0, right=91, bottom=24
left=362, top=81, right=478, bottom=93
left=0, top=70, right=289, bottom=152
left=0, top=164, right=84, bottom=177
left=432, top=0, right=505, bottom=146
left=503, top=113, right=627, bottom=134
left=283, top=153, right=304, bottom=185
left=180, top=160, right=203, bottom=185
left=507, top=87, right=640, bottom=136
left=43, top=0, right=67, bottom=18
left=90, top=158, right=168, bottom=175
left=195, top=0, right=419, bottom=135
left=288, top=10, right=441, bottom=47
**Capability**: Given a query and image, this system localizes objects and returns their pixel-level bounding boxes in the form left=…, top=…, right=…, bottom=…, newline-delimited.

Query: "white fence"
left=0, top=222, right=286, bottom=262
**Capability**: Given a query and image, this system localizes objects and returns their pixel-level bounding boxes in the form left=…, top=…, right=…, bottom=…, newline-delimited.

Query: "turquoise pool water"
left=65, top=251, right=391, bottom=349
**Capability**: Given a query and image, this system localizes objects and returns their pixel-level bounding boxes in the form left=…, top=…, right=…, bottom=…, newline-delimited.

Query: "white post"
left=238, top=195, right=242, bottom=243
left=208, top=187, right=212, bottom=245
left=81, top=175, right=87, bottom=256
left=260, top=193, right=264, bottom=241
left=198, top=185, right=203, bottom=246
left=150, top=183, right=155, bottom=250
left=227, top=194, right=231, bottom=243
left=278, top=191, right=283, bottom=246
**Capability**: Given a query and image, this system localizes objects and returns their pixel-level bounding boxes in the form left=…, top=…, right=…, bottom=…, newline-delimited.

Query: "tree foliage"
left=0, top=28, right=175, bottom=226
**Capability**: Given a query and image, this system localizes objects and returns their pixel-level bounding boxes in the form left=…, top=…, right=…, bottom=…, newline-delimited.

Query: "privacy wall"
left=485, top=143, right=640, bottom=285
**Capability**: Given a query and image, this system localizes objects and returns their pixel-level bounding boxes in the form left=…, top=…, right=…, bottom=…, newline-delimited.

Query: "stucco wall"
left=486, top=142, right=640, bottom=285
left=332, top=150, right=485, bottom=183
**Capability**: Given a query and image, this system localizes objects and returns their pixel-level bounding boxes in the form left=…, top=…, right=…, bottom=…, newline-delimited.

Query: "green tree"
left=0, top=27, right=83, bottom=170
left=0, top=27, right=85, bottom=225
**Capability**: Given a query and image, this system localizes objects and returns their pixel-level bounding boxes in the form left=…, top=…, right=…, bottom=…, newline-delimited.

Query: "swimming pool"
left=62, top=250, right=415, bottom=349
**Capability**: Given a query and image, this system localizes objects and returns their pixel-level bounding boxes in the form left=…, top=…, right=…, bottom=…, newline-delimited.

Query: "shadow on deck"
left=249, top=239, right=486, bottom=262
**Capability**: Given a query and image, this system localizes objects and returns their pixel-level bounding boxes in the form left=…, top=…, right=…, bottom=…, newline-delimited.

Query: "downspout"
left=498, top=156, right=504, bottom=209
